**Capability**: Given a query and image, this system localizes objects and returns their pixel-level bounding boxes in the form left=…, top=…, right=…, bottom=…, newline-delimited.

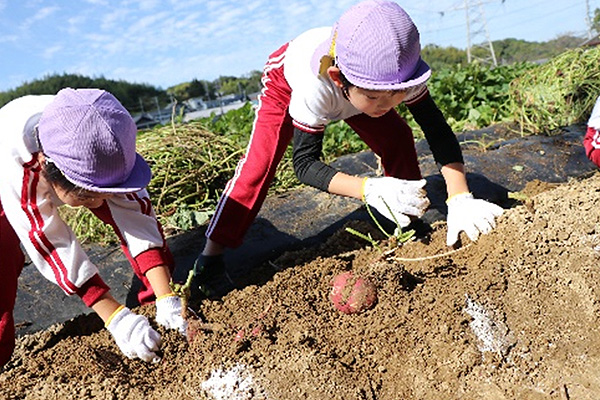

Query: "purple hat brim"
left=310, top=37, right=333, bottom=77
left=65, top=153, right=152, bottom=194
left=343, top=57, right=431, bottom=91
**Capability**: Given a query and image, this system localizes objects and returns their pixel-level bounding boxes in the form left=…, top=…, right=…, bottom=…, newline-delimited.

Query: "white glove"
left=155, top=294, right=187, bottom=335
left=446, top=192, right=504, bottom=246
left=106, top=306, right=161, bottom=363
left=362, top=177, right=429, bottom=227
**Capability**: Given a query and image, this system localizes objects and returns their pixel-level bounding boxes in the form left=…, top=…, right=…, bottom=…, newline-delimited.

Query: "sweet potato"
left=330, top=271, right=377, bottom=314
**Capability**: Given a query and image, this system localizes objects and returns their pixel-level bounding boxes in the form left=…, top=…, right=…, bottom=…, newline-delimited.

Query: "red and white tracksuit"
left=584, top=96, right=600, bottom=168
left=0, top=95, right=173, bottom=368
left=206, top=27, right=425, bottom=248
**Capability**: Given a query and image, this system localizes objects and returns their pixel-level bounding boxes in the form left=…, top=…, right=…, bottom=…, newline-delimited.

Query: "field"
left=2, top=123, right=600, bottom=399
left=3, top=46, right=600, bottom=399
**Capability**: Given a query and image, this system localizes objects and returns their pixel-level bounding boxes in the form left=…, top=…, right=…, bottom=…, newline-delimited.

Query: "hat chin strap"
left=318, top=31, right=338, bottom=77
left=318, top=55, right=335, bottom=76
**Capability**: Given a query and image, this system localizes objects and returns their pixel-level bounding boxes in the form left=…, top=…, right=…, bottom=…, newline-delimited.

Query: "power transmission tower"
left=464, top=0, right=498, bottom=66
left=585, top=0, right=593, bottom=39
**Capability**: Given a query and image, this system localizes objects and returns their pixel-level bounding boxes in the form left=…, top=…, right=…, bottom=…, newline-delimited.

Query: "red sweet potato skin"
left=330, top=271, right=377, bottom=314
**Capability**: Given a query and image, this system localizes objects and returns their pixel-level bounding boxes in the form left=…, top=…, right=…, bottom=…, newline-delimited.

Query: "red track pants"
left=0, top=200, right=25, bottom=368
left=206, top=43, right=421, bottom=248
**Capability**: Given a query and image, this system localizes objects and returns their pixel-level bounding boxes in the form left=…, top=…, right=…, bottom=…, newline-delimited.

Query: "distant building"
left=581, top=35, right=600, bottom=47
left=133, top=113, right=160, bottom=130
left=185, top=97, right=207, bottom=111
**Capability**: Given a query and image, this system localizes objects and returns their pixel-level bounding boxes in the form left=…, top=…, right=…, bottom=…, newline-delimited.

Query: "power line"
left=416, top=0, right=595, bottom=48
left=486, top=0, right=587, bottom=20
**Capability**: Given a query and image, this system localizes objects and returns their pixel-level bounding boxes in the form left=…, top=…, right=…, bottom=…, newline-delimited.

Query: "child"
left=194, top=0, right=504, bottom=295
left=0, top=88, right=186, bottom=367
left=584, top=95, right=600, bottom=167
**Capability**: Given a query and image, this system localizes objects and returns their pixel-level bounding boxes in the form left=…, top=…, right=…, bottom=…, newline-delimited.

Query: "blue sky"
left=0, top=0, right=595, bottom=92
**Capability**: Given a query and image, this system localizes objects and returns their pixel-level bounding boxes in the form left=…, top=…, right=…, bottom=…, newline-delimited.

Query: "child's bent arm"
left=145, top=265, right=175, bottom=298
left=440, top=162, right=470, bottom=198
left=91, top=292, right=123, bottom=323
left=327, top=172, right=364, bottom=199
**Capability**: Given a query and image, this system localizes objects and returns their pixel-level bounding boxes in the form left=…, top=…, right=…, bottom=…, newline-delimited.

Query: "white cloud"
left=42, top=44, right=62, bottom=60
left=66, top=15, right=86, bottom=35
left=83, top=0, right=108, bottom=5
left=99, top=8, right=132, bottom=31
left=0, top=33, right=18, bottom=43
left=124, top=0, right=160, bottom=12
left=20, top=6, right=59, bottom=30
left=128, top=11, right=171, bottom=34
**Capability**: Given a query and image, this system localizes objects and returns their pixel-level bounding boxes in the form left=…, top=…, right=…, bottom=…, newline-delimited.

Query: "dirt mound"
left=3, top=170, right=600, bottom=399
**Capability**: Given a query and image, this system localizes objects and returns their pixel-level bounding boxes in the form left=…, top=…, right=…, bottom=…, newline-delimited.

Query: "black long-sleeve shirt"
left=292, top=92, right=463, bottom=191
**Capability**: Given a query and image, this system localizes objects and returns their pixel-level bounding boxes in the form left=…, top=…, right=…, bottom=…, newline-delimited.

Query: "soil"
left=3, top=126, right=600, bottom=399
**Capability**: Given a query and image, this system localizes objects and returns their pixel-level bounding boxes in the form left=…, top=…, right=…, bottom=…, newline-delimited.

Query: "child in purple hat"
left=195, top=0, right=504, bottom=295
left=0, top=88, right=186, bottom=367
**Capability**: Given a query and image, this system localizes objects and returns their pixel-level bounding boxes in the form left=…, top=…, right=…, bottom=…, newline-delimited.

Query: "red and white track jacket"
left=0, top=95, right=170, bottom=307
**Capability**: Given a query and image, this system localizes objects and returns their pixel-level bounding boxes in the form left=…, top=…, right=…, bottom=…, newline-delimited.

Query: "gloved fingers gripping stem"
left=363, top=177, right=430, bottom=224
left=156, top=294, right=188, bottom=335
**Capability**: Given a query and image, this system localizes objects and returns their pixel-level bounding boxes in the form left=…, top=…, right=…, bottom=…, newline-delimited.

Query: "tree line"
left=0, top=35, right=588, bottom=114
left=0, top=72, right=263, bottom=114
left=421, top=34, right=584, bottom=72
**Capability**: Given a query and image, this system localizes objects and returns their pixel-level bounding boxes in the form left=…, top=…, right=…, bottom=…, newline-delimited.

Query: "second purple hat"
left=315, top=0, right=431, bottom=90
left=38, top=88, right=151, bottom=193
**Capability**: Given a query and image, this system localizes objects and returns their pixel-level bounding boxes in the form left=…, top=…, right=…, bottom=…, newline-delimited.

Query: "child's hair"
left=40, top=156, right=79, bottom=195
left=337, top=69, right=353, bottom=99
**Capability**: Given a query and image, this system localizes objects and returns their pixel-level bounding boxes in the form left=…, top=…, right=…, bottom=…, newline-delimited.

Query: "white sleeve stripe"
left=127, top=192, right=152, bottom=215
left=292, top=119, right=325, bottom=133
left=592, top=129, right=600, bottom=149
left=22, top=164, right=77, bottom=295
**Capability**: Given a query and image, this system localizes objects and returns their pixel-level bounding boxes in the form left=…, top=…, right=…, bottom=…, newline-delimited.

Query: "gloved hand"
left=446, top=192, right=504, bottom=246
left=362, top=177, right=429, bottom=227
left=190, top=254, right=236, bottom=300
left=106, top=306, right=161, bottom=363
left=155, top=294, right=187, bottom=335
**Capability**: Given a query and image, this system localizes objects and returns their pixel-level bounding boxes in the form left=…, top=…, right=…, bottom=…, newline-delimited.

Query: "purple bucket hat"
left=38, top=88, right=151, bottom=193
left=312, top=0, right=431, bottom=90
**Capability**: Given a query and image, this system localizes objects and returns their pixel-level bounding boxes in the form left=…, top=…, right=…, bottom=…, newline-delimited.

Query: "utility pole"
left=154, top=96, right=163, bottom=123
left=463, top=0, right=497, bottom=67
left=465, top=0, right=472, bottom=63
left=586, top=0, right=593, bottom=39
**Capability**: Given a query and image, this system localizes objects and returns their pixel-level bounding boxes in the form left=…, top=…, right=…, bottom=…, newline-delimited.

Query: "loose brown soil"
left=3, top=172, right=600, bottom=400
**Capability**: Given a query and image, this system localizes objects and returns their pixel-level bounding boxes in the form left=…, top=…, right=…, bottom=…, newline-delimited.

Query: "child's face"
left=346, top=87, right=407, bottom=118
left=326, top=66, right=407, bottom=118
left=52, top=184, right=114, bottom=209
